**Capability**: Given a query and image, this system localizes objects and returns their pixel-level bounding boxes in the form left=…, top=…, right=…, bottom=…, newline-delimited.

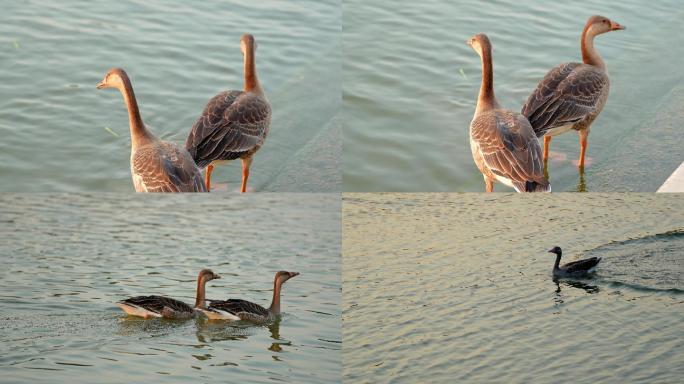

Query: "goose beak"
left=547, top=248, right=555, bottom=253
left=96, top=81, right=106, bottom=89
left=610, top=21, right=625, bottom=31
left=290, top=272, right=300, bottom=278
left=466, top=39, right=473, bottom=47
left=214, top=274, right=221, bottom=279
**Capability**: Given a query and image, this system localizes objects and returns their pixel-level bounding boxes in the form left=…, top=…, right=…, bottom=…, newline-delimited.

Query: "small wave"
left=582, top=229, right=684, bottom=293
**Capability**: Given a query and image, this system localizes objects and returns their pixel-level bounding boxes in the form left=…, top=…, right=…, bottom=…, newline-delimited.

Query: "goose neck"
left=476, top=46, right=498, bottom=113
left=581, top=26, right=606, bottom=69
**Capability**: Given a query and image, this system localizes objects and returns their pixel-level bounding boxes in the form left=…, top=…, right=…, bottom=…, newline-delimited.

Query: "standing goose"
left=548, top=246, right=602, bottom=277
left=117, top=269, right=220, bottom=319
left=185, top=34, right=271, bottom=192
left=199, top=271, right=299, bottom=323
left=97, top=68, right=206, bottom=192
left=522, top=15, right=625, bottom=169
left=467, top=34, right=550, bottom=193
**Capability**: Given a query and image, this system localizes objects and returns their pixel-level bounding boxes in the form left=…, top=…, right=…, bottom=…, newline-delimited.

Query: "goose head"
left=466, top=33, right=492, bottom=58
left=199, top=268, right=221, bottom=282
left=240, top=33, right=257, bottom=55
left=275, top=271, right=299, bottom=285
left=585, top=15, right=625, bottom=36
left=96, top=67, right=128, bottom=90
left=547, top=246, right=562, bottom=256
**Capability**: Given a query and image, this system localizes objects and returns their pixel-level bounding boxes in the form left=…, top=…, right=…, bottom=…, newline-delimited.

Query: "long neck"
left=194, top=276, right=207, bottom=308
left=268, top=277, right=283, bottom=314
left=581, top=25, right=605, bottom=69
left=118, top=74, right=152, bottom=147
left=243, top=47, right=263, bottom=94
left=476, top=46, right=498, bottom=113
left=553, top=253, right=562, bottom=270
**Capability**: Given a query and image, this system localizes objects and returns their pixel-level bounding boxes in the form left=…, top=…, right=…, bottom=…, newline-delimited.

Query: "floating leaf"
left=104, top=126, right=119, bottom=137
left=13, top=41, right=19, bottom=49
left=459, top=68, right=467, bottom=79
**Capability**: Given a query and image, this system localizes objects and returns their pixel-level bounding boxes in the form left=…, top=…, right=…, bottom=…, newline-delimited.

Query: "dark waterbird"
left=549, top=246, right=602, bottom=277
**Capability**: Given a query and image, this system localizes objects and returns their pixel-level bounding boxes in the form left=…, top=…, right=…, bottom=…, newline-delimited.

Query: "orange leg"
left=543, top=135, right=551, bottom=162
left=205, top=164, right=214, bottom=191
left=241, top=157, right=253, bottom=193
left=578, top=130, right=588, bottom=169
left=484, top=176, right=494, bottom=193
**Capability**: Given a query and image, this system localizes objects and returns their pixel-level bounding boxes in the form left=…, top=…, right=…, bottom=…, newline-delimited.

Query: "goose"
left=467, top=34, right=550, bottom=193
left=185, top=34, right=271, bottom=192
left=117, top=269, right=220, bottom=319
left=199, top=271, right=299, bottom=323
left=548, top=246, right=601, bottom=277
left=97, top=68, right=207, bottom=192
left=522, top=15, right=625, bottom=169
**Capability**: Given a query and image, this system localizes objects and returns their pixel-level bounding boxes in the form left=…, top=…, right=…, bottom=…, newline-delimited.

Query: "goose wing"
left=132, top=142, right=206, bottom=193
left=209, top=299, right=269, bottom=317
left=561, top=257, right=601, bottom=273
left=522, top=62, right=608, bottom=137
left=471, top=110, right=548, bottom=191
left=185, top=91, right=271, bottom=168
left=119, top=295, right=193, bottom=314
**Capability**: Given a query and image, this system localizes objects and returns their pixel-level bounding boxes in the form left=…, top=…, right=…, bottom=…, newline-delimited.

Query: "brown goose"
left=198, top=271, right=299, bottom=323
left=117, top=269, right=220, bottom=319
left=549, top=246, right=602, bottom=277
left=522, top=15, right=625, bottom=169
left=97, top=68, right=206, bottom=192
left=185, top=34, right=271, bottom=192
left=467, top=34, right=550, bottom=193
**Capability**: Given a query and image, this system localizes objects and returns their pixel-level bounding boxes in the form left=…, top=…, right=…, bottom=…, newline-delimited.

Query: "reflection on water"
left=343, top=193, right=684, bottom=383
left=0, top=194, right=341, bottom=384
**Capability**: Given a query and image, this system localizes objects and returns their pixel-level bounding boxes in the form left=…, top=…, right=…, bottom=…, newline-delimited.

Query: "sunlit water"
left=343, top=193, right=684, bottom=383
left=0, top=194, right=340, bottom=383
left=343, top=0, right=684, bottom=191
left=0, top=0, right=340, bottom=192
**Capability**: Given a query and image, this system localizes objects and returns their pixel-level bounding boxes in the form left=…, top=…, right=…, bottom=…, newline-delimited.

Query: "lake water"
left=343, top=193, right=684, bottom=383
left=343, top=0, right=684, bottom=192
left=0, top=193, right=341, bottom=383
left=0, top=0, right=340, bottom=192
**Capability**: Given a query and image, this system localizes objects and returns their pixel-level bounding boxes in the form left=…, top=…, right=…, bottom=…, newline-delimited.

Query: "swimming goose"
left=467, top=34, right=550, bottom=192
left=549, top=246, right=601, bottom=277
left=185, top=34, right=271, bottom=192
left=199, top=271, right=299, bottom=323
left=522, top=15, right=625, bottom=169
left=117, top=269, right=220, bottom=319
left=97, top=68, right=207, bottom=192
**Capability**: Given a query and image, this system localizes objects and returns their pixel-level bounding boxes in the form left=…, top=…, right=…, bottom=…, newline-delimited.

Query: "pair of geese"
left=117, top=269, right=299, bottom=323
left=468, top=15, right=625, bottom=192
left=97, top=34, right=270, bottom=193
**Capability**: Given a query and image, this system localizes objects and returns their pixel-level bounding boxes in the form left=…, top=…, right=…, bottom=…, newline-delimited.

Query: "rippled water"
left=343, top=0, right=684, bottom=191
left=0, top=0, right=340, bottom=192
left=0, top=194, right=340, bottom=383
left=343, top=193, right=684, bottom=383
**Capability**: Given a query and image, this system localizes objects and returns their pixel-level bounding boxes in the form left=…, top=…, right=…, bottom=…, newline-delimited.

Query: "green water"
left=343, top=0, right=684, bottom=192
left=343, top=193, right=684, bottom=383
left=0, top=0, right=340, bottom=192
left=0, top=194, right=341, bottom=383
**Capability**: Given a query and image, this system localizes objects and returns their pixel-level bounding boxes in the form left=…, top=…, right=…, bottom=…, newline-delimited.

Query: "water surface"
left=0, top=0, right=340, bottom=192
left=0, top=193, right=341, bottom=383
left=343, top=193, right=683, bottom=383
left=343, top=0, right=684, bottom=191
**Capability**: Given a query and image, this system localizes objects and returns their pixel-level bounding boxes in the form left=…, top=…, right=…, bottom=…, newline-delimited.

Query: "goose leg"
left=484, top=176, right=494, bottom=193
left=578, top=129, right=588, bottom=169
left=543, top=136, right=551, bottom=162
left=205, top=164, right=214, bottom=191
left=241, top=157, right=253, bottom=193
